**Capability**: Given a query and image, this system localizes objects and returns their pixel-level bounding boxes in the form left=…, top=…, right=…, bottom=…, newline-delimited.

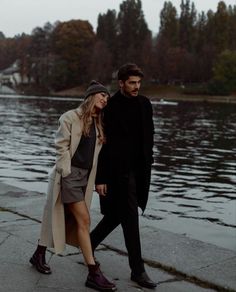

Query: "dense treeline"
left=0, top=0, right=236, bottom=95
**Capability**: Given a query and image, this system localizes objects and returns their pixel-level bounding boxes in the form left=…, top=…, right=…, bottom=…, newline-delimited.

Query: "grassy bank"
left=54, top=84, right=236, bottom=104
left=141, top=84, right=236, bottom=104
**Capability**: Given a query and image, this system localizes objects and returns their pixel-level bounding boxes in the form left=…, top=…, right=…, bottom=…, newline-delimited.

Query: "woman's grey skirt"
left=61, top=166, right=89, bottom=204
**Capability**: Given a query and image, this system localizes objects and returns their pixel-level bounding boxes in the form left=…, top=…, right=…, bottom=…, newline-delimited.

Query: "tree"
left=159, top=1, right=179, bottom=47
left=51, top=20, right=96, bottom=88
left=165, top=47, right=194, bottom=83
left=27, top=23, right=55, bottom=88
left=227, top=4, right=236, bottom=50
left=97, top=9, right=118, bottom=69
left=193, top=12, right=214, bottom=82
left=214, top=1, right=230, bottom=52
left=194, top=11, right=207, bottom=53
left=209, top=50, right=236, bottom=95
left=179, top=0, right=197, bottom=52
left=116, top=0, right=152, bottom=70
left=14, top=34, right=32, bottom=84
left=0, top=38, right=17, bottom=70
left=154, top=1, right=179, bottom=82
left=88, top=40, right=113, bottom=84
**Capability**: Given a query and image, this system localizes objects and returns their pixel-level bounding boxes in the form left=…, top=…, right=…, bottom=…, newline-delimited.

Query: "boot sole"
left=29, top=257, right=52, bottom=274
left=131, top=276, right=157, bottom=289
left=85, top=280, right=117, bottom=291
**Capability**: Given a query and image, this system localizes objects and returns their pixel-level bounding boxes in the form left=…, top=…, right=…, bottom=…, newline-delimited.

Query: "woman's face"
left=93, top=92, right=109, bottom=110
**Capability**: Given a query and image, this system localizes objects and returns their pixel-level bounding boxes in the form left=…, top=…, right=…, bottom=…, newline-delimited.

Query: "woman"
left=29, top=80, right=117, bottom=291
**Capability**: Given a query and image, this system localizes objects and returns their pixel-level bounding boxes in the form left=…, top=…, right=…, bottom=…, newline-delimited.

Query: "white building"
left=0, top=60, right=31, bottom=87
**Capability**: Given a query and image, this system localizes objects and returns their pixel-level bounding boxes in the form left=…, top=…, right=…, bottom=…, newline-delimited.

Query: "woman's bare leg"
left=67, top=201, right=95, bottom=265
left=67, top=201, right=117, bottom=290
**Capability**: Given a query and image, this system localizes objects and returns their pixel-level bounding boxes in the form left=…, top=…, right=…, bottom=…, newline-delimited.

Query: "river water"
left=0, top=95, right=235, bottom=251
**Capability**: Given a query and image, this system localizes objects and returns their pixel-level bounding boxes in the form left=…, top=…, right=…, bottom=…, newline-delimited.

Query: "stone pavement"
left=0, top=182, right=235, bottom=292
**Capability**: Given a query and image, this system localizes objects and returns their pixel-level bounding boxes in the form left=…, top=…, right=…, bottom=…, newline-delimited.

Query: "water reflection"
left=0, top=95, right=235, bottom=251
left=149, top=102, right=236, bottom=251
left=0, top=96, right=76, bottom=190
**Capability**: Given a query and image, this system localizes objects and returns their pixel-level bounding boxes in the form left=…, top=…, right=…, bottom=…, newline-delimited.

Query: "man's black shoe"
left=131, top=271, right=157, bottom=289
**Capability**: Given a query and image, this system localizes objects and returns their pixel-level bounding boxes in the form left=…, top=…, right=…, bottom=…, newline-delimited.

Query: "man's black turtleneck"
left=119, top=92, right=143, bottom=169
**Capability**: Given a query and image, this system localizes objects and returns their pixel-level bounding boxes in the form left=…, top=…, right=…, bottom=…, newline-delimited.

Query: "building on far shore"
left=0, top=60, right=33, bottom=89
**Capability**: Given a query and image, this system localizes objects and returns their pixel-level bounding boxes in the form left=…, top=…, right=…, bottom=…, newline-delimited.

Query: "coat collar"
left=108, top=90, right=144, bottom=134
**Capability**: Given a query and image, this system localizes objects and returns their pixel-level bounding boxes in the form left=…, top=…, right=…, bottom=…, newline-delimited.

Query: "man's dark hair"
left=117, top=63, right=144, bottom=81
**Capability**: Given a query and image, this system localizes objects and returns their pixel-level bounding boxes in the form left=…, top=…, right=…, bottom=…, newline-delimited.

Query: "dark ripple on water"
left=0, top=96, right=236, bottom=251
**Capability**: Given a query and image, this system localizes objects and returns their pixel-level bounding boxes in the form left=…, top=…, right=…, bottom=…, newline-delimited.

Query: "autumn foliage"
left=0, top=0, right=236, bottom=95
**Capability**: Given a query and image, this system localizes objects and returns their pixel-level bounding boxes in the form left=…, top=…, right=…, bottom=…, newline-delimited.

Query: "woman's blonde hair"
left=79, top=94, right=105, bottom=144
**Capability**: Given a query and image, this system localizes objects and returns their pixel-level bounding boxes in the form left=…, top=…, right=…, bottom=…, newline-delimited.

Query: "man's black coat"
left=95, top=90, right=154, bottom=214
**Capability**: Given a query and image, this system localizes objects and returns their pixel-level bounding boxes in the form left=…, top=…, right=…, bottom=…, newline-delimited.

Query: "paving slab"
left=0, top=182, right=235, bottom=291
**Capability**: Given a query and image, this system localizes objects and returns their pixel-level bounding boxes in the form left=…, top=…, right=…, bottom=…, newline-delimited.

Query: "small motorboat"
left=152, top=98, right=178, bottom=106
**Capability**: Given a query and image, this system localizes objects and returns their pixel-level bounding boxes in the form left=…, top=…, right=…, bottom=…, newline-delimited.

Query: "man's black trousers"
left=90, top=171, right=145, bottom=275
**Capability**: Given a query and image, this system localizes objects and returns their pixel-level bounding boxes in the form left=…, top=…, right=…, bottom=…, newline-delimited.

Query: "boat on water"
left=152, top=98, right=178, bottom=106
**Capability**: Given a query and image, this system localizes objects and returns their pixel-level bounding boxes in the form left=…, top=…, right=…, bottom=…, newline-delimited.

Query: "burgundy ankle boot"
left=29, top=244, right=52, bottom=274
left=85, top=263, right=117, bottom=291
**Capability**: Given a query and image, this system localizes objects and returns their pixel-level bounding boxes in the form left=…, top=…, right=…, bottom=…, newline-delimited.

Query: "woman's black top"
left=71, top=120, right=96, bottom=169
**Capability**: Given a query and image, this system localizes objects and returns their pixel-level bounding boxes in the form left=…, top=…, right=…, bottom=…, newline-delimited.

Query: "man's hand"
left=95, top=184, right=107, bottom=196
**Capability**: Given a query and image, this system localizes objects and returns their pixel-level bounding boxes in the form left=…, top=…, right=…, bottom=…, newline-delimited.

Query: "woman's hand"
left=95, top=184, right=107, bottom=196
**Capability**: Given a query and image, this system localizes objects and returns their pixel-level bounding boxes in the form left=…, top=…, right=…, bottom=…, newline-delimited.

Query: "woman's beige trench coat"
left=39, top=107, right=102, bottom=254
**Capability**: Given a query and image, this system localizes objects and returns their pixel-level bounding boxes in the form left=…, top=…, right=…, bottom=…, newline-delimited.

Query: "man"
left=91, top=63, right=156, bottom=289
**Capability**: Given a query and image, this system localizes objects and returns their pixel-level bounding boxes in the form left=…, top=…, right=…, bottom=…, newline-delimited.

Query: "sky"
left=0, top=0, right=236, bottom=37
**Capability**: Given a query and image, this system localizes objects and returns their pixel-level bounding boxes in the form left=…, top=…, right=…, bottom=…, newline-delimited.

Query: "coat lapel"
left=70, top=108, right=83, bottom=157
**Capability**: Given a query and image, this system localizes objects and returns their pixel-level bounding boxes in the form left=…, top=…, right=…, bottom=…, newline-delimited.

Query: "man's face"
left=119, top=76, right=141, bottom=97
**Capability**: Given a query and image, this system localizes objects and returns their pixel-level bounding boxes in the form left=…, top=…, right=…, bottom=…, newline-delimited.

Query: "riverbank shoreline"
left=1, top=84, right=236, bottom=104
left=0, top=182, right=235, bottom=291
left=148, top=92, right=236, bottom=104
left=54, top=85, right=236, bottom=104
